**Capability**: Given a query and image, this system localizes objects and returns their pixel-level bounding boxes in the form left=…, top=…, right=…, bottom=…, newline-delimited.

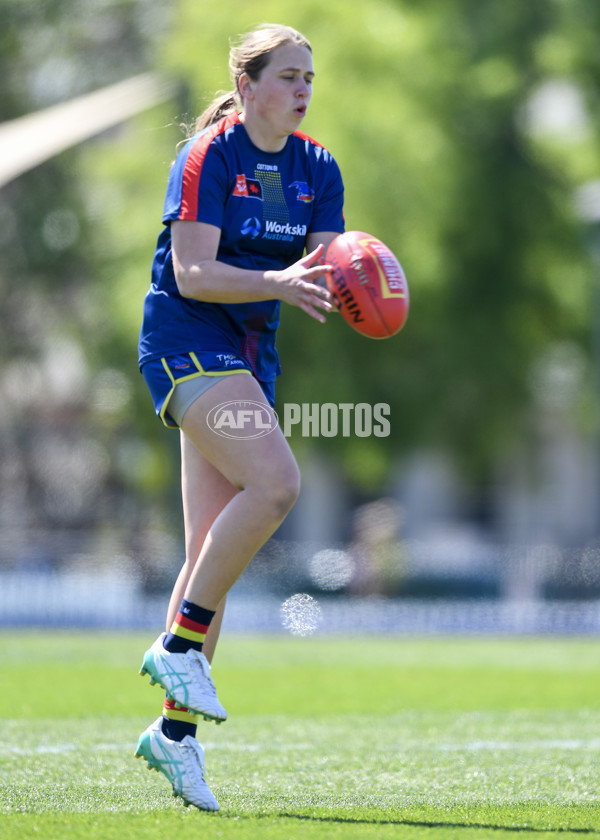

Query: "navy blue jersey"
left=138, top=111, right=345, bottom=383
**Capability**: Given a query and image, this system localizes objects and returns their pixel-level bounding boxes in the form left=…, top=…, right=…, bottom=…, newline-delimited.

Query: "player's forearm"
left=175, top=259, right=280, bottom=303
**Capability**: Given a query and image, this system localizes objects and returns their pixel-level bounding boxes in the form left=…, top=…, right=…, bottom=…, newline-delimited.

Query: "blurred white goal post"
left=0, top=73, right=175, bottom=187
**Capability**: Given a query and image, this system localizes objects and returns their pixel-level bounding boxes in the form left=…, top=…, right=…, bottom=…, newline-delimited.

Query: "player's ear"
left=238, top=73, right=254, bottom=101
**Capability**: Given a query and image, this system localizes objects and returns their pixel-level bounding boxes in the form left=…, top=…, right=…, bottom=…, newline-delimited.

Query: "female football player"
left=134, top=23, right=345, bottom=811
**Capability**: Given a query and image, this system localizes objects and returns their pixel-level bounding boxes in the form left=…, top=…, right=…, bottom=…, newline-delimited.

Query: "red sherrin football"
left=325, top=231, right=409, bottom=339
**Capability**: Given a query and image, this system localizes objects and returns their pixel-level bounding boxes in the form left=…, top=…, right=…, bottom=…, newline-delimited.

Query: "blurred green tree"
left=0, top=0, right=180, bottom=562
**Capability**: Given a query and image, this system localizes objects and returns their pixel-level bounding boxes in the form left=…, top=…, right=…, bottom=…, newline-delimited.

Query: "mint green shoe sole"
left=134, top=732, right=161, bottom=773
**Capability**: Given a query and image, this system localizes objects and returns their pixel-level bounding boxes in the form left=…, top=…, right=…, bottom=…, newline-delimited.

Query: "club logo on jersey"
left=289, top=181, right=314, bottom=203
left=241, top=217, right=261, bottom=238
left=233, top=174, right=263, bottom=200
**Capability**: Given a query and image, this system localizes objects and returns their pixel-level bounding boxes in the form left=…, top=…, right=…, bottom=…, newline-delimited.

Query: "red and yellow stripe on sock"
left=161, top=698, right=198, bottom=741
left=163, top=600, right=216, bottom=654
left=163, top=698, right=199, bottom=725
left=169, top=611, right=209, bottom=648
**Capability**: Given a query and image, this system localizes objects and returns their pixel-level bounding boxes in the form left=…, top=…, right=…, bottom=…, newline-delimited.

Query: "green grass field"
left=2, top=631, right=600, bottom=839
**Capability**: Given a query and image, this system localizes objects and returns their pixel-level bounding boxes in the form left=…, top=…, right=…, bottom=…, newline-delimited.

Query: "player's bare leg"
left=167, top=441, right=237, bottom=662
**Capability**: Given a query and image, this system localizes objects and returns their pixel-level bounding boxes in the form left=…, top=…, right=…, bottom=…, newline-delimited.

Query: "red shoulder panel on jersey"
left=293, top=129, right=326, bottom=149
left=179, top=111, right=241, bottom=220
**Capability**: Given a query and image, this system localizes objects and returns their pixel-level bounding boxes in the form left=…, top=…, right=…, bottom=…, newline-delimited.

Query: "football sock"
left=161, top=697, right=198, bottom=741
left=163, top=599, right=215, bottom=654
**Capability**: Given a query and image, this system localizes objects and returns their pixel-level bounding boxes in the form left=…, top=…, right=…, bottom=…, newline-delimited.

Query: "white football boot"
left=135, top=717, right=220, bottom=811
left=139, top=634, right=227, bottom=723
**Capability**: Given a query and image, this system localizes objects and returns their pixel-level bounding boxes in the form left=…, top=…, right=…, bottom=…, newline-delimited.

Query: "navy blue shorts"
left=141, top=350, right=275, bottom=428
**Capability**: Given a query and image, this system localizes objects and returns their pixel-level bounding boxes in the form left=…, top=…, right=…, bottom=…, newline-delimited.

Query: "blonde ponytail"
left=194, top=90, right=239, bottom=132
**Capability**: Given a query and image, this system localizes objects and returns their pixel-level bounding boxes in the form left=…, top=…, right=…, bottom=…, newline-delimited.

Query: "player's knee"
left=263, top=464, right=301, bottom=521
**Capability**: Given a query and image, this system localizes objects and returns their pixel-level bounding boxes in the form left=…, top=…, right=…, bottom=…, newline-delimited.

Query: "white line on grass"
left=5, top=742, right=314, bottom=757
left=435, top=739, right=600, bottom=751
left=7, top=739, right=600, bottom=757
